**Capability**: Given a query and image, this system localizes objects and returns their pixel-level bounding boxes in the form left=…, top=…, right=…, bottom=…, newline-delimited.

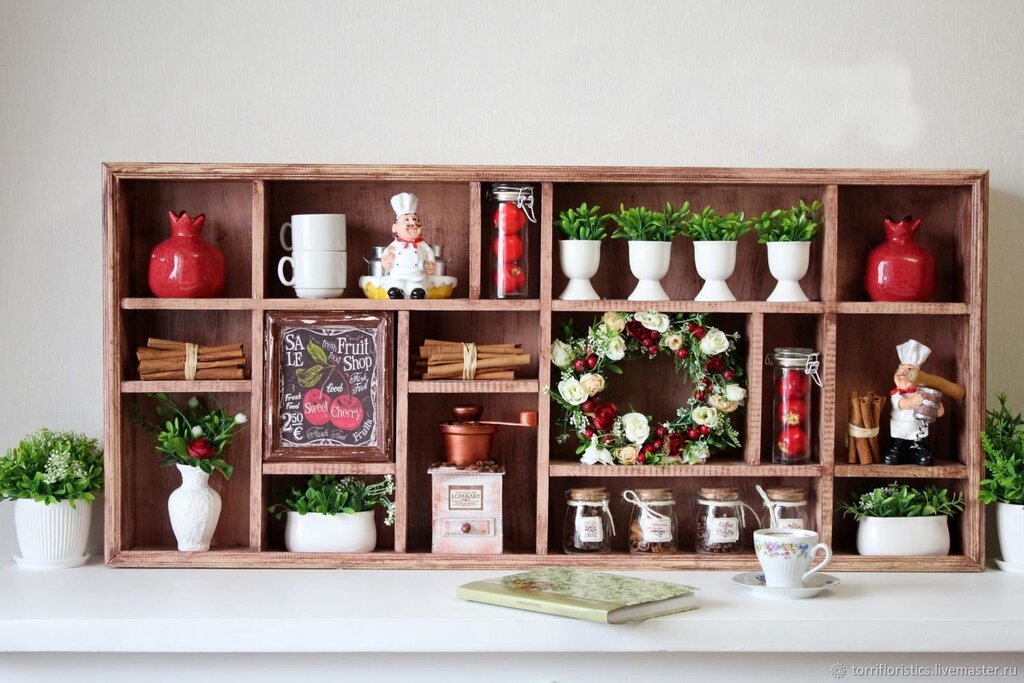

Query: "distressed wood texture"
left=103, top=164, right=987, bottom=571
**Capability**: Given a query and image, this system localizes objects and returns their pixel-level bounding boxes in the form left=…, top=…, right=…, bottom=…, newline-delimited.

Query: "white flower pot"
left=168, top=463, right=222, bottom=552
left=558, top=240, right=602, bottom=300
left=766, top=241, right=811, bottom=302
left=996, top=502, right=1024, bottom=565
left=285, top=510, right=377, bottom=553
left=693, top=241, right=737, bottom=301
left=627, top=241, right=671, bottom=301
left=13, top=498, right=91, bottom=568
left=856, top=516, right=950, bottom=556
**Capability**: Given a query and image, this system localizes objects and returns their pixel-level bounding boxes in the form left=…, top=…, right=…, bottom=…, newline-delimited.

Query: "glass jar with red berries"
left=768, top=347, right=821, bottom=464
left=488, top=184, right=535, bottom=298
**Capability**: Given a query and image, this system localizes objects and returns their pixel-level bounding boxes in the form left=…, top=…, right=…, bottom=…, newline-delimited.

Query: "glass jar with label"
left=759, top=485, right=809, bottom=530
left=623, top=488, right=678, bottom=554
left=564, top=487, right=613, bottom=553
left=488, top=184, right=535, bottom=299
left=695, top=486, right=755, bottom=554
left=768, top=347, right=822, bottom=464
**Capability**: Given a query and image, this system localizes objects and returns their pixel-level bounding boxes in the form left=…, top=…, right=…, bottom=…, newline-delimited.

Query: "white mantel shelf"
left=1, top=561, right=1022, bottom=654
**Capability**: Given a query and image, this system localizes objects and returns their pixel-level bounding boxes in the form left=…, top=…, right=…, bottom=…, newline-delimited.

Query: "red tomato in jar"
left=493, top=263, right=526, bottom=294
left=777, top=398, right=808, bottom=426
left=492, top=234, right=524, bottom=262
left=493, top=203, right=527, bottom=234
left=776, top=370, right=809, bottom=399
left=777, top=425, right=809, bottom=458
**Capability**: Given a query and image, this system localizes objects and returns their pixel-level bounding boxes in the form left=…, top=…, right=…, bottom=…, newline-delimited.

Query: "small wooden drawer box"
left=429, top=464, right=504, bottom=554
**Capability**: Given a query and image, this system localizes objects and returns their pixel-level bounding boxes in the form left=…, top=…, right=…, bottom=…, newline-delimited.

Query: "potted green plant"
left=270, top=475, right=396, bottom=553
left=755, top=199, right=823, bottom=302
left=0, top=429, right=103, bottom=568
left=610, top=202, right=689, bottom=301
left=980, top=393, right=1024, bottom=569
left=679, top=206, right=753, bottom=301
left=840, top=482, right=964, bottom=556
left=556, top=203, right=611, bottom=300
left=135, top=394, right=247, bottom=552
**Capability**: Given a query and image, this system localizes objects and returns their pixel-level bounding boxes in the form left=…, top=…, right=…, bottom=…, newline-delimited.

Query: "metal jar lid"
left=771, top=347, right=816, bottom=368
left=489, top=184, right=537, bottom=223
left=567, top=487, right=609, bottom=502
left=698, top=486, right=739, bottom=501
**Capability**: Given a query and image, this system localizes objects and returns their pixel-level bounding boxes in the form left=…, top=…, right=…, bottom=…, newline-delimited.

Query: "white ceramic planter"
left=996, top=502, right=1024, bottom=565
left=285, top=509, right=377, bottom=553
left=856, top=516, right=950, bottom=556
left=693, top=241, right=738, bottom=301
left=766, top=241, right=811, bottom=302
left=627, top=240, right=671, bottom=301
left=13, top=498, right=91, bottom=568
left=168, top=463, right=222, bottom=552
left=558, top=240, right=602, bottom=300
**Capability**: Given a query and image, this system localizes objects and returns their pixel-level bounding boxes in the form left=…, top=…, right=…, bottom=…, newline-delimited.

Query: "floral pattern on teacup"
left=754, top=539, right=811, bottom=558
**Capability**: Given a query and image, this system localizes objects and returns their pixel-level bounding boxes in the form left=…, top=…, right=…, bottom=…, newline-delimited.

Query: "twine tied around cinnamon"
left=184, top=343, right=199, bottom=381
left=461, top=342, right=478, bottom=380
left=847, top=424, right=880, bottom=439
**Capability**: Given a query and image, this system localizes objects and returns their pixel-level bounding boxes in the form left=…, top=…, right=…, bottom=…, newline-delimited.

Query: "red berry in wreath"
left=636, top=453, right=646, bottom=464
left=722, top=368, right=735, bottom=380
left=699, top=424, right=710, bottom=436
left=694, top=390, right=705, bottom=401
left=586, top=354, right=598, bottom=369
left=692, top=327, right=706, bottom=340
left=777, top=425, right=809, bottom=457
left=777, top=399, right=808, bottom=426
left=582, top=427, right=595, bottom=440
left=302, top=388, right=331, bottom=426
left=581, top=400, right=594, bottom=413
left=676, top=348, right=689, bottom=360
left=651, top=439, right=663, bottom=451
left=572, top=358, right=586, bottom=373
left=777, top=371, right=809, bottom=399
left=492, top=234, right=524, bottom=262
left=603, top=434, right=616, bottom=444
left=492, top=203, right=527, bottom=234
left=688, top=428, right=699, bottom=440
left=655, top=425, right=668, bottom=438
left=330, top=394, right=365, bottom=431
left=649, top=331, right=661, bottom=341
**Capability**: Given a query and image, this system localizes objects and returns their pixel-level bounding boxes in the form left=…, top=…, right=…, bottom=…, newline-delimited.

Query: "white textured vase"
left=627, top=241, right=671, bottom=301
left=168, top=463, right=222, bottom=552
left=558, top=240, right=602, bottom=300
left=766, top=241, right=811, bottom=302
left=693, top=241, right=738, bottom=301
left=14, top=499, right=91, bottom=567
left=285, top=510, right=377, bottom=553
left=856, top=516, right=950, bottom=556
left=996, top=502, right=1024, bottom=565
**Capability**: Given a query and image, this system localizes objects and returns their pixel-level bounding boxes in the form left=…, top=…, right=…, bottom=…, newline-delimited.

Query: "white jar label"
left=641, top=515, right=673, bottom=543
left=576, top=517, right=604, bottom=543
left=709, top=517, right=739, bottom=544
left=779, top=518, right=804, bottom=530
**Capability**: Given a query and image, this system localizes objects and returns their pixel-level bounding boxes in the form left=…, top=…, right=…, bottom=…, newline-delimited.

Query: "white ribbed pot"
left=626, top=241, right=671, bottom=301
left=766, top=241, right=811, bottom=302
left=693, top=241, right=738, bottom=301
left=996, top=502, right=1024, bottom=565
left=285, top=510, right=377, bottom=553
left=168, top=463, right=222, bottom=552
left=856, top=516, right=951, bottom=556
left=14, top=498, right=91, bottom=568
left=558, top=240, right=602, bottom=300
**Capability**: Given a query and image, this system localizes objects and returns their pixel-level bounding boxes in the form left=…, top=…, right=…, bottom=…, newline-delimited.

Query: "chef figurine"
left=884, top=339, right=943, bottom=467
left=381, top=192, right=436, bottom=299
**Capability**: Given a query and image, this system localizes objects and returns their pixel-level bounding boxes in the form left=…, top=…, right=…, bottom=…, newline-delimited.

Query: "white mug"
left=280, top=214, right=347, bottom=252
left=278, top=251, right=346, bottom=299
left=753, top=528, right=832, bottom=588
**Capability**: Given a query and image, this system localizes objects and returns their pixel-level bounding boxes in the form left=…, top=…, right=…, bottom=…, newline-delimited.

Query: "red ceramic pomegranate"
left=864, top=215, right=935, bottom=302
left=148, top=211, right=226, bottom=298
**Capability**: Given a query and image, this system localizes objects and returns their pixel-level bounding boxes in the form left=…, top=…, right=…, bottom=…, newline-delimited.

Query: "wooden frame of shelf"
left=104, top=164, right=987, bottom=571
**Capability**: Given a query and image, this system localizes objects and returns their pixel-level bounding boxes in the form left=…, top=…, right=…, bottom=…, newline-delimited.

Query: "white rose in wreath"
left=558, top=378, right=588, bottom=406
left=699, top=328, right=730, bottom=356
left=621, top=412, right=650, bottom=445
left=551, top=340, right=573, bottom=369
left=663, top=332, right=684, bottom=351
left=691, top=405, right=720, bottom=428
left=635, top=311, right=670, bottom=333
left=579, top=373, right=605, bottom=396
left=602, top=311, right=627, bottom=333
left=614, top=445, right=639, bottom=465
left=581, top=438, right=615, bottom=465
left=709, top=395, right=739, bottom=413
left=725, top=383, right=747, bottom=403
left=604, top=336, right=626, bottom=361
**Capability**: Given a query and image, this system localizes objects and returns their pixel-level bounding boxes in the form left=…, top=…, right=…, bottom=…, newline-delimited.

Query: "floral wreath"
left=549, top=311, right=746, bottom=466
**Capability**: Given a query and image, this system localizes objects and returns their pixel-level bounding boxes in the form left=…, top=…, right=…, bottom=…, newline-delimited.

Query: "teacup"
left=753, top=528, right=832, bottom=588
left=280, top=214, right=347, bottom=252
left=278, top=251, right=346, bottom=299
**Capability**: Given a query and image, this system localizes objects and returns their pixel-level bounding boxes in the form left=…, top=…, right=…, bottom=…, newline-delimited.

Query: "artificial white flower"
left=691, top=405, right=720, bottom=428
left=558, top=378, right=588, bottom=406
left=699, top=328, right=730, bottom=355
left=579, top=373, right=605, bottom=396
left=686, top=440, right=710, bottom=464
left=604, top=336, right=626, bottom=361
left=709, top=395, right=739, bottom=413
left=581, top=438, right=615, bottom=466
left=614, top=445, right=639, bottom=465
left=602, top=311, right=627, bottom=333
left=187, top=396, right=200, bottom=409
left=725, top=383, right=747, bottom=403
left=663, top=332, right=685, bottom=351
left=635, top=311, right=670, bottom=333
left=550, top=340, right=573, bottom=369
left=234, top=413, right=248, bottom=425
left=621, top=412, right=651, bottom=445
left=190, top=425, right=204, bottom=438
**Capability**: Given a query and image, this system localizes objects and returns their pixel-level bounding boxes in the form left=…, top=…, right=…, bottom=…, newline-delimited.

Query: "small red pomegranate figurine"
left=148, top=211, right=226, bottom=298
left=864, top=215, right=935, bottom=302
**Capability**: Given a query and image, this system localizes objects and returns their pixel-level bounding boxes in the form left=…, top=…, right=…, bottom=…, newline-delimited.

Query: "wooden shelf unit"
left=103, top=164, right=987, bottom=571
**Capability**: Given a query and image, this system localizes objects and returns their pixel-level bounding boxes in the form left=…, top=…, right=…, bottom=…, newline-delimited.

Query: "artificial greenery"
left=755, top=199, right=823, bottom=242
left=134, top=393, right=247, bottom=480
left=679, top=205, right=753, bottom=241
left=839, top=482, right=964, bottom=521
left=0, top=429, right=103, bottom=506
left=610, top=204, right=676, bottom=241
left=557, top=203, right=611, bottom=240
left=980, top=393, right=1024, bottom=505
left=269, top=475, right=396, bottom=526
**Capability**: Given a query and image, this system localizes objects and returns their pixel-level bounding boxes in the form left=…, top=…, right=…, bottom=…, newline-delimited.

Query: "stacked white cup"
left=278, top=214, right=347, bottom=298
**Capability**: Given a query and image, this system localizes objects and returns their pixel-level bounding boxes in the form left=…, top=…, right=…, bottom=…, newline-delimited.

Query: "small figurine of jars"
left=489, top=184, right=535, bottom=298
left=769, top=347, right=821, bottom=464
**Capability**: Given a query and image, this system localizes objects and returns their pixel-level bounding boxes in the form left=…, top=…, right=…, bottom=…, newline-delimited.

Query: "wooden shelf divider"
left=121, top=380, right=253, bottom=394
left=407, top=380, right=539, bottom=394
left=834, top=461, right=969, bottom=479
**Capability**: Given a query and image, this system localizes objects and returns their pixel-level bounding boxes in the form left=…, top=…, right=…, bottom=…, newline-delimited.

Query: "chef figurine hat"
left=391, top=192, right=418, bottom=217
left=896, top=339, right=931, bottom=368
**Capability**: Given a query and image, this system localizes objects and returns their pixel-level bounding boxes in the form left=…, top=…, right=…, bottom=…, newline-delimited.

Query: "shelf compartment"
left=409, top=310, right=541, bottom=381
left=551, top=299, right=825, bottom=314
left=122, top=380, right=252, bottom=394
left=408, top=380, right=539, bottom=394
left=262, top=461, right=397, bottom=475
left=835, top=461, right=969, bottom=479
left=549, top=459, right=822, bottom=477
left=121, top=298, right=257, bottom=310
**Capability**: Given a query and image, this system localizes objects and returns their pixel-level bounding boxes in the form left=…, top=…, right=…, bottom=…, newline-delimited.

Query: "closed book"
left=457, top=567, right=697, bottom=624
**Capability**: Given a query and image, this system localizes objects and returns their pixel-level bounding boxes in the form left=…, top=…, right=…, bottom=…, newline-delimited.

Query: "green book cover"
left=457, top=567, right=698, bottom=624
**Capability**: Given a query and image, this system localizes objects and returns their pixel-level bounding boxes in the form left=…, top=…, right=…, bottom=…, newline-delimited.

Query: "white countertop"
left=2, top=559, right=1022, bottom=654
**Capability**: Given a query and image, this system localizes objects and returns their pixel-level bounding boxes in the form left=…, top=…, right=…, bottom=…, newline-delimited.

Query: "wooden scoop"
left=450, top=405, right=538, bottom=428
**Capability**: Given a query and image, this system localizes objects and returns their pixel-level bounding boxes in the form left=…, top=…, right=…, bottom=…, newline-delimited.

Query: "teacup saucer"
left=994, top=558, right=1024, bottom=574
left=731, top=571, right=840, bottom=599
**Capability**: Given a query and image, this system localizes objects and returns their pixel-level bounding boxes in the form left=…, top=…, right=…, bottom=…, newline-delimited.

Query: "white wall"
left=1, top=0, right=1022, bottom=544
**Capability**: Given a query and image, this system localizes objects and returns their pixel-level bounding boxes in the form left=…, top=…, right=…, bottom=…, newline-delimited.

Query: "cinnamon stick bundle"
left=136, top=338, right=247, bottom=381
left=415, top=339, right=530, bottom=380
left=849, top=391, right=884, bottom=464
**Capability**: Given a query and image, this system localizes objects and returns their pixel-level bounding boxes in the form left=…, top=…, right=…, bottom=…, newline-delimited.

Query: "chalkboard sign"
left=266, top=312, right=393, bottom=462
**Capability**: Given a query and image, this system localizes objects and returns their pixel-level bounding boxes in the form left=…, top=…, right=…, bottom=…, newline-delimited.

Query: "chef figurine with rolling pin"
left=884, top=339, right=966, bottom=467
left=381, top=192, right=436, bottom=299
